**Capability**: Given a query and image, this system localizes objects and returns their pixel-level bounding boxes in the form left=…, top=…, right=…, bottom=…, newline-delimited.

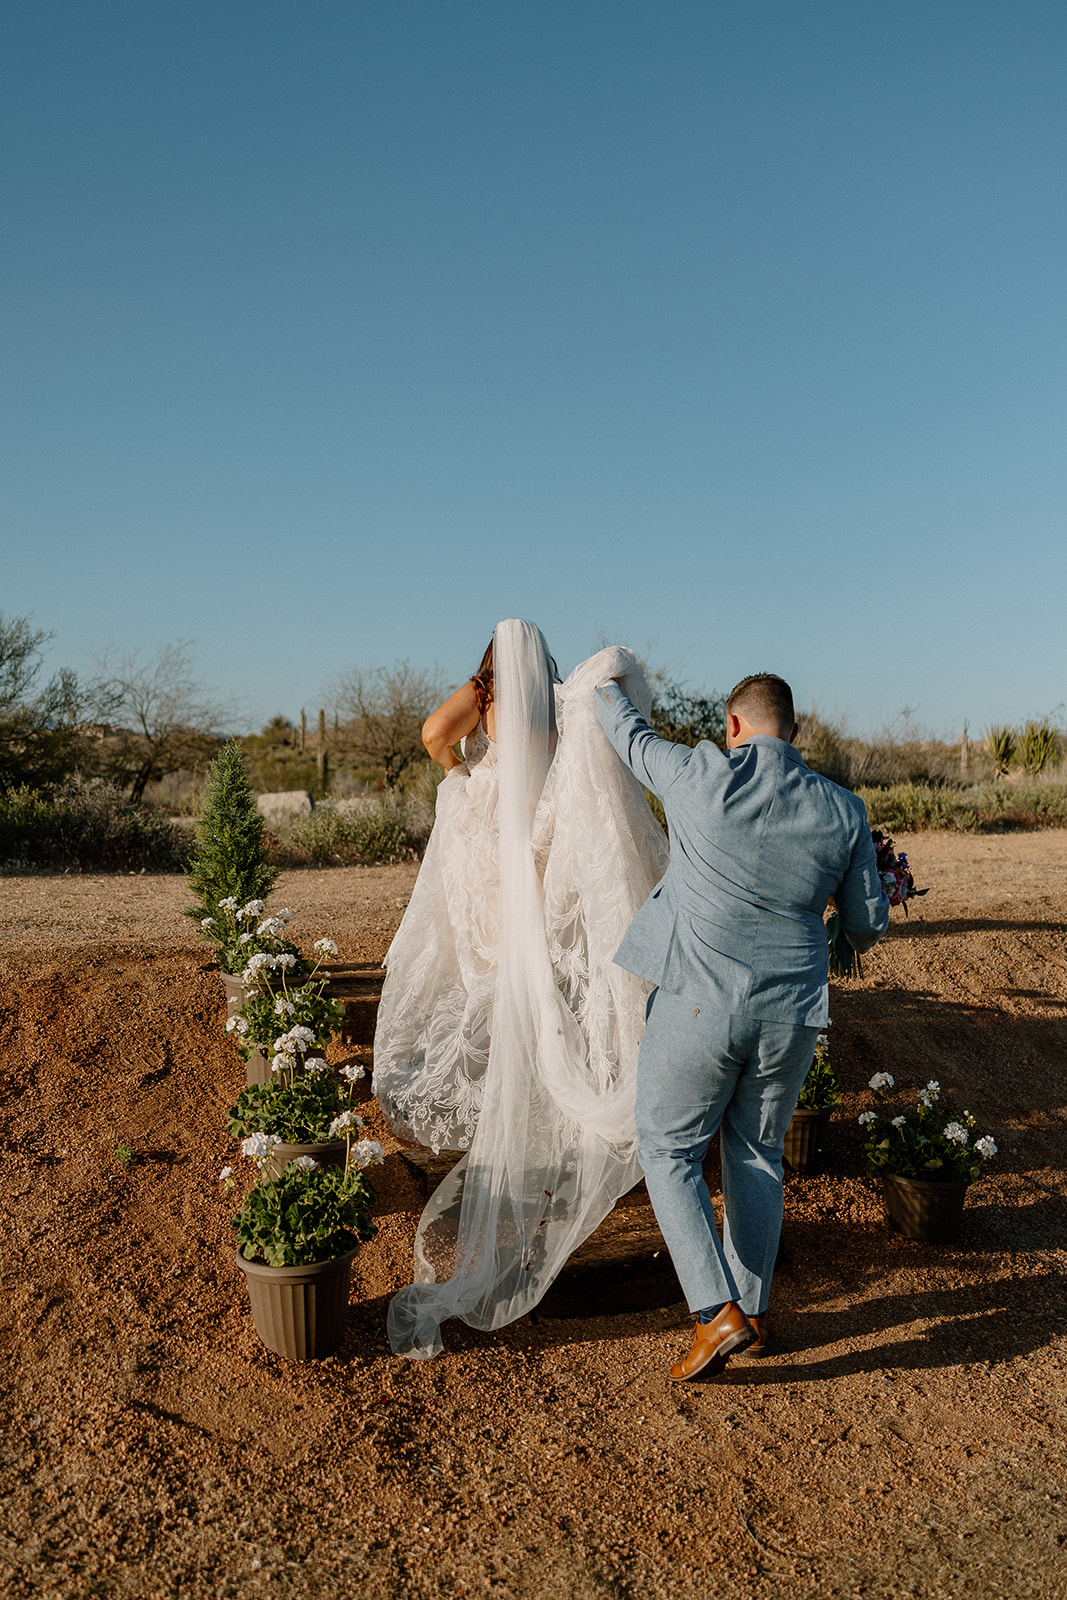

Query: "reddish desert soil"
left=1, top=834, right=1066, bottom=1599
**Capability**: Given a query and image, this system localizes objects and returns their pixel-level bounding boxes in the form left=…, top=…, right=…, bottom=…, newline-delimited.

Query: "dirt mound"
left=1, top=840, right=1066, bottom=1598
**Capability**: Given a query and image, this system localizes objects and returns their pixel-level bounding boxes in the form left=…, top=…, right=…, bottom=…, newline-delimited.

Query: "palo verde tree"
left=331, top=661, right=445, bottom=790
left=0, top=612, right=106, bottom=788
left=95, top=640, right=230, bottom=801
left=649, top=680, right=727, bottom=750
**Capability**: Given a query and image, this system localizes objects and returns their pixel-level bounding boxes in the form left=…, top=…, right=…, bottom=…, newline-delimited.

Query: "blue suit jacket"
left=595, top=683, right=889, bottom=1027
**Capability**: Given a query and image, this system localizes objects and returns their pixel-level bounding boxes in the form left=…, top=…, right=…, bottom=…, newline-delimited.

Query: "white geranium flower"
left=242, top=899, right=265, bottom=917
left=353, top=1138, right=385, bottom=1167
left=858, top=1111, right=877, bottom=1126
left=943, top=1122, right=968, bottom=1144
left=329, top=1110, right=363, bottom=1137
left=218, top=896, right=238, bottom=912
left=291, top=1155, right=319, bottom=1172
left=241, top=1132, right=282, bottom=1163
left=276, top=907, right=294, bottom=922
left=257, top=918, right=284, bottom=938
left=218, top=1166, right=233, bottom=1181
left=891, top=1116, right=906, bottom=1128
left=238, top=931, right=254, bottom=945
left=975, top=1136, right=998, bottom=1159
left=314, top=938, right=339, bottom=957
left=304, top=1056, right=329, bottom=1074
left=274, top=997, right=295, bottom=1017
left=200, top=916, right=217, bottom=929
left=340, top=1064, right=366, bottom=1083
left=868, top=1072, right=895, bottom=1092
left=289, top=1025, right=315, bottom=1046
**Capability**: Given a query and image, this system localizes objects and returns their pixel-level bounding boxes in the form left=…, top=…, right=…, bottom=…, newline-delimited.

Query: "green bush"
left=0, top=779, right=191, bottom=872
left=857, top=783, right=981, bottom=833
left=857, top=777, right=1067, bottom=833
left=275, top=795, right=432, bottom=866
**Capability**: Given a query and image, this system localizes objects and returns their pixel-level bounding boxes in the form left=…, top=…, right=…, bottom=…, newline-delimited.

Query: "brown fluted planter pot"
left=221, top=972, right=247, bottom=1018
left=235, top=1246, right=359, bottom=1360
left=259, top=1140, right=347, bottom=1181
left=245, top=1045, right=272, bottom=1086
left=881, top=1172, right=968, bottom=1244
left=782, top=1108, right=831, bottom=1173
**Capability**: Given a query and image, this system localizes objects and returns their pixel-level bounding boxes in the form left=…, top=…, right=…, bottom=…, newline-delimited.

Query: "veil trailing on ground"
left=386, top=620, right=667, bottom=1358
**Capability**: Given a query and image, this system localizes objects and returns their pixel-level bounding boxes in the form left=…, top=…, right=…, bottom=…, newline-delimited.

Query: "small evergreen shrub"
left=185, top=743, right=278, bottom=949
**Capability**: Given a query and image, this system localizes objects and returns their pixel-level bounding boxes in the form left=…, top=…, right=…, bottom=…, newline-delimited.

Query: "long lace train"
left=380, top=633, right=667, bottom=1358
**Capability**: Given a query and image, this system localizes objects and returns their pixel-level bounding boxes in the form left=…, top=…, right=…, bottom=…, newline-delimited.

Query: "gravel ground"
left=1, top=834, right=1066, bottom=1599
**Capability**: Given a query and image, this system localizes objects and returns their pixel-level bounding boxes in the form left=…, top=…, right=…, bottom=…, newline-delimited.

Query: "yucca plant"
left=984, top=724, right=1016, bottom=780
left=1020, top=721, right=1059, bottom=778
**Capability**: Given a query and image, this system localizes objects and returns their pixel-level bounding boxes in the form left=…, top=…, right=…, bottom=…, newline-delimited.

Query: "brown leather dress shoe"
left=736, top=1313, right=771, bottom=1358
left=669, top=1302, right=756, bottom=1382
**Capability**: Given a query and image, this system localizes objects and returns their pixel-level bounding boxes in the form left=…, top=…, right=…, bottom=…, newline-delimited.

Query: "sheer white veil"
left=386, top=619, right=666, bottom=1358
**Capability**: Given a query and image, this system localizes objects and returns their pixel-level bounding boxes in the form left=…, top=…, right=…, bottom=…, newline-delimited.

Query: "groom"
left=596, top=671, right=889, bottom=1381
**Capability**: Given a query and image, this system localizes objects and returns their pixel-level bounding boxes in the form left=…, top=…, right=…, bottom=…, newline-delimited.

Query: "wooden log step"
left=394, top=1147, right=683, bottom=1317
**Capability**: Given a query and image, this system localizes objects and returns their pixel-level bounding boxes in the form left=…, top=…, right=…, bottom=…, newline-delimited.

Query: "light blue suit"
left=595, top=682, right=889, bottom=1318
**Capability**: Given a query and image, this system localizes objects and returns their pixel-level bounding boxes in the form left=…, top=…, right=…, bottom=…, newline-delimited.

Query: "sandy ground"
left=1, top=833, right=1066, bottom=1599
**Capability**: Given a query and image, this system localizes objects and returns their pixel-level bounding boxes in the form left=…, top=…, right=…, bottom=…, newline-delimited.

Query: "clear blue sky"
left=3, top=1, right=1065, bottom=739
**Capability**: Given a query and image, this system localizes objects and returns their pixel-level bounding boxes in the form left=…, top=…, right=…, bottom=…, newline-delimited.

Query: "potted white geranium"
left=225, top=934, right=343, bottom=1084
left=224, top=1118, right=385, bottom=1360
left=783, top=1028, right=840, bottom=1173
left=860, top=1076, right=998, bottom=1243
left=227, top=1060, right=368, bottom=1177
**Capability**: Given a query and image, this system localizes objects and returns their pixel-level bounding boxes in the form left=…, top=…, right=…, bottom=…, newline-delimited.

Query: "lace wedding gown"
left=374, top=624, right=668, bottom=1358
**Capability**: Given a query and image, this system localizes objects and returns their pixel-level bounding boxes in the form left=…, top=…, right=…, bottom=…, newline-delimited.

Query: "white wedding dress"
left=374, top=622, right=668, bottom=1358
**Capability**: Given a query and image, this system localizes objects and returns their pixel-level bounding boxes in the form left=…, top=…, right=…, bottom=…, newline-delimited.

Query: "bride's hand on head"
left=422, top=681, right=483, bottom=770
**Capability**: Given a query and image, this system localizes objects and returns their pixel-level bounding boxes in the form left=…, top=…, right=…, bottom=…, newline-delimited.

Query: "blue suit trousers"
left=635, top=990, right=819, bottom=1317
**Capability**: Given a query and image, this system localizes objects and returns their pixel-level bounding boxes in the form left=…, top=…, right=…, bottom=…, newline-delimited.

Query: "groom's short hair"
left=727, top=673, right=795, bottom=737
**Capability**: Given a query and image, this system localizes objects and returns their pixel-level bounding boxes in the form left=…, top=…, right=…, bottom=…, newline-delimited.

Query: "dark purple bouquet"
left=827, top=830, right=925, bottom=979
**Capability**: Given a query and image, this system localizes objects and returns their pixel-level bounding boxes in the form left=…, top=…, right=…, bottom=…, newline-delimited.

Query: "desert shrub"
left=0, top=779, right=191, bottom=872
left=971, top=778, right=1067, bottom=829
left=857, top=783, right=981, bottom=834
left=274, top=795, right=426, bottom=866
left=796, top=713, right=853, bottom=787
left=857, top=776, right=1067, bottom=833
left=142, top=769, right=208, bottom=816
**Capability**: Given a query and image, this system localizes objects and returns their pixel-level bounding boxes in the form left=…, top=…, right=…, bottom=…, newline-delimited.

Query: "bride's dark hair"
left=470, top=632, right=560, bottom=716
left=471, top=640, right=495, bottom=716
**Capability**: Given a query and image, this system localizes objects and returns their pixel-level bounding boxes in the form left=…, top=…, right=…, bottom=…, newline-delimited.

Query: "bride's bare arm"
left=422, top=682, right=482, bottom=770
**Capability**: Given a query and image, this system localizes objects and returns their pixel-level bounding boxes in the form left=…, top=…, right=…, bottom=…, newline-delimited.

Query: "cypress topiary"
left=185, top=742, right=279, bottom=967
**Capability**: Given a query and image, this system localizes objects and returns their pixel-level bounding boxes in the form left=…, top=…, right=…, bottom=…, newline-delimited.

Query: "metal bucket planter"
left=783, top=1108, right=831, bottom=1173
left=235, top=1246, right=359, bottom=1360
left=881, top=1172, right=969, bottom=1244
left=260, top=1140, right=347, bottom=1181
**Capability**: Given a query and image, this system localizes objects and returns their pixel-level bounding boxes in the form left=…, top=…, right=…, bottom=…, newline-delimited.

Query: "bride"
left=374, top=619, right=668, bottom=1358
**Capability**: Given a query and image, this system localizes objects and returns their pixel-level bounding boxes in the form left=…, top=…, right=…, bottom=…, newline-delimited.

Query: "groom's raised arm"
left=595, top=681, right=692, bottom=798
